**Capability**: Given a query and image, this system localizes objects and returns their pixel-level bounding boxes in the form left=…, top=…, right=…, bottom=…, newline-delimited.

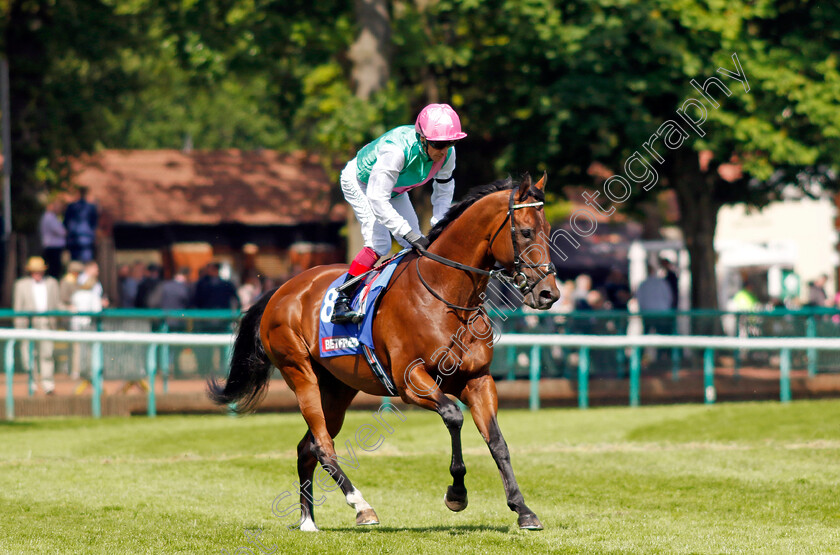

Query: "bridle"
left=415, top=186, right=557, bottom=312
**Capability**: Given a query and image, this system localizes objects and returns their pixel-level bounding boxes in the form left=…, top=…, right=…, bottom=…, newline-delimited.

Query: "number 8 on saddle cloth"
left=318, top=252, right=407, bottom=359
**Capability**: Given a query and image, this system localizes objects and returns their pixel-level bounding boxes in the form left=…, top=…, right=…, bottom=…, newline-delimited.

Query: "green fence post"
left=223, top=343, right=232, bottom=374
left=671, top=346, right=681, bottom=381
left=506, top=346, right=516, bottom=381
left=780, top=348, right=792, bottom=403
left=629, top=347, right=641, bottom=407
left=578, top=346, right=589, bottom=409
left=6, top=340, right=16, bottom=420
left=616, top=348, right=626, bottom=379
left=91, top=342, right=103, bottom=418
left=147, top=344, right=158, bottom=417
left=529, top=344, right=541, bottom=411
left=806, top=316, right=817, bottom=377
left=159, top=321, right=170, bottom=394
left=28, top=337, right=35, bottom=397
left=704, top=348, right=716, bottom=404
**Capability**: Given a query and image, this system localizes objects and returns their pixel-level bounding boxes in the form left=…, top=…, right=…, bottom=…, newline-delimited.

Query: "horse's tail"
left=207, top=288, right=278, bottom=414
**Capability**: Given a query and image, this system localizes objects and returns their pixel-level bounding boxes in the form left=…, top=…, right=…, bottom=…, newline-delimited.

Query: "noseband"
left=414, top=186, right=557, bottom=312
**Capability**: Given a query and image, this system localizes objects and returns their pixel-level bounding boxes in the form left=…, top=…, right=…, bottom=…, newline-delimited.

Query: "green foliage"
left=4, top=0, right=840, bottom=308
left=390, top=0, right=840, bottom=193
left=294, top=63, right=409, bottom=161
left=2, top=0, right=149, bottom=229
left=104, top=54, right=288, bottom=150
left=542, top=191, right=574, bottom=226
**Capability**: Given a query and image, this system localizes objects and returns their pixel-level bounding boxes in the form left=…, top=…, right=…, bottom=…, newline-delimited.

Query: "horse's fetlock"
left=451, top=465, right=466, bottom=481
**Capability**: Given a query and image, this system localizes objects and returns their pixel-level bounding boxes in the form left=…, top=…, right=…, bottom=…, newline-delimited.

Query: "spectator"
left=636, top=265, right=674, bottom=335
left=584, top=290, right=616, bottom=370
left=158, top=267, right=193, bottom=376
left=807, top=274, right=829, bottom=307
left=556, top=280, right=576, bottom=313
left=70, top=261, right=107, bottom=381
left=71, top=261, right=107, bottom=318
left=118, top=261, right=145, bottom=308
left=659, top=257, right=679, bottom=310
left=604, top=267, right=631, bottom=311
left=832, top=290, right=840, bottom=324
left=135, top=264, right=163, bottom=309
left=63, top=186, right=99, bottom=262
left=573, top=274, right=593, bottom=309
left=636, top=264, right=674, bottom=365
left=237, top=270, right=263, bottom=311
left=116, top=264, right=131, bottom=306
left=636, top=264, right=674, bottom=319
left=731, top=281, right=759, bottom=312
left=59, top=261, right=85, bottom=311
left=193, top=262, right=239, bottom=311
left=568, top=285, right=595, bottom=334
left=159, top=267, right=193, bottom=324
left=13, top=257, right=61, bottom=395
left=39, top=199, right=66, bottom=279
left=193, top=262, right=240, bottom=374
left=261, top=276, right=279, bottom=292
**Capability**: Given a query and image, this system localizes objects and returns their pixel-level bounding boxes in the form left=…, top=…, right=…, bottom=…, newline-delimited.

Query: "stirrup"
left=331, top=295, right=363, bottom=324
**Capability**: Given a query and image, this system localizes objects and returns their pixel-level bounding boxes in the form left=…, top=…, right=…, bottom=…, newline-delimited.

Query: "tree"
left=393, top=0, right=840, bottom=308
left=2, top=0, right=147, bottom=231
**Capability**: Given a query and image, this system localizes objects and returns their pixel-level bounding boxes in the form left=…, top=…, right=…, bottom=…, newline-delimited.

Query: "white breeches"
left=340, top=159, right=419, bottom=256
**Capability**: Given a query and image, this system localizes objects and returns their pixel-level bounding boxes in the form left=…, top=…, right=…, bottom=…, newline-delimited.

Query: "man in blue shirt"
left=63, top=186, right=99, bottom=262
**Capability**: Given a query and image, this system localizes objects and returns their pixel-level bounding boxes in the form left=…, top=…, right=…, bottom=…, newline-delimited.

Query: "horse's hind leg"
left=295, top=431, right=320, bottom=531
left=289, top=362, right=377, bottom=529
left=318, top=370, right=379, bottom=526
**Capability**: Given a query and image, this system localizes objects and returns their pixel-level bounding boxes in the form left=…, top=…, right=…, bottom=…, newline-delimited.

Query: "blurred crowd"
left=505, top=258, right=682, bottom=376
left=11, top=187, right=294, bottom=394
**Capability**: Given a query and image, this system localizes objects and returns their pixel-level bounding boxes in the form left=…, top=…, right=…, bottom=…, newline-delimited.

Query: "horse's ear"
left=534, top=171, right=547, bottom=191
left=518, top=173, right=531, bottom=200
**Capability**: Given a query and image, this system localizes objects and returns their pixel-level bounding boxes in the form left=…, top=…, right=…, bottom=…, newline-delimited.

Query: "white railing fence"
left=4, top=328, right=840, bottom=419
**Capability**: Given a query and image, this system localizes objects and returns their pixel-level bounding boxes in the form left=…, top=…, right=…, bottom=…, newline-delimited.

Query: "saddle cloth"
left=318, top=251, right=407, bottom=358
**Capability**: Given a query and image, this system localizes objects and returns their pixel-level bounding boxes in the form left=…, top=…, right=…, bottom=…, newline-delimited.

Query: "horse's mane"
left=428, top=177, right=517, bottom=243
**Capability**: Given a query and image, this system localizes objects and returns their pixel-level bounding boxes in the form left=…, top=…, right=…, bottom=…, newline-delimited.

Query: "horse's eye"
left=521, top=228, right=533, bottom=239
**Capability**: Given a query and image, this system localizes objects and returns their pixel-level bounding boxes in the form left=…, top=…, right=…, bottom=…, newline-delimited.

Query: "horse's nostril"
left=539, top=289, right=554, bottom=300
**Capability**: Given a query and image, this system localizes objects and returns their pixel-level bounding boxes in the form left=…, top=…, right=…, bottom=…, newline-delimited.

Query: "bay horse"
left=208, top=173, right=560, bottom=531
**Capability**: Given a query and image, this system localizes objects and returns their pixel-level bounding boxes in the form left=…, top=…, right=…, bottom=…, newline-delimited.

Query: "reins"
left=413, top=186, right=557, bottom=312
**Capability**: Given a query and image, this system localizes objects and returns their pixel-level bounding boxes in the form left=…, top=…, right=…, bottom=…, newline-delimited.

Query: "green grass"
left=2, top=401, right=840, bottom=554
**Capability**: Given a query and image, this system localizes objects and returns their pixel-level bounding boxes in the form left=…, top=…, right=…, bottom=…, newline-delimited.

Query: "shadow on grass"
left=327, top=524, right=512, bottom=534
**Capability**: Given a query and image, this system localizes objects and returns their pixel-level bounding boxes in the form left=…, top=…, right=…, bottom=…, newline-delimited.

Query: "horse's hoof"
left=444, top=486, right=468, bottom=512
left=355, top=508, right=380, bottom=526
left=518, top=513, right=544, bottom=530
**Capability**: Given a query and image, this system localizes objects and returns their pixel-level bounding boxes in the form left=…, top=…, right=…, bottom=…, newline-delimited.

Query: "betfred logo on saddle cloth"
left=321, top=335, right=360, bottom=353
left=318, top=252, right=406, bottom=358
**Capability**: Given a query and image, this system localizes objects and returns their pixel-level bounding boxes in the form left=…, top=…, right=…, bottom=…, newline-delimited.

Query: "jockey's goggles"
left=426, top=139, right=456, bottom=150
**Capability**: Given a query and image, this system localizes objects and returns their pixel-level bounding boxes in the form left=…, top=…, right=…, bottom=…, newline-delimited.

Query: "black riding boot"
left=331, top=275, right=364, bottom=324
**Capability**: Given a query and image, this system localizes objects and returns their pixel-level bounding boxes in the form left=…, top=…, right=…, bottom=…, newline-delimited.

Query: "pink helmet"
left=415, top=103, right=468, bottom=141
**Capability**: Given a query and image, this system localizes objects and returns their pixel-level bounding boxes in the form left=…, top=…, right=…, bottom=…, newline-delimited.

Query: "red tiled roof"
left=70, top=149, right=346, bottom=226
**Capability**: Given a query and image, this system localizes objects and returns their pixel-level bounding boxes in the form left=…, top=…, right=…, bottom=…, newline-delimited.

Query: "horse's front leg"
left=398, top=369, right=468, bottom=512
left=462, top=373, right=543, bottom=530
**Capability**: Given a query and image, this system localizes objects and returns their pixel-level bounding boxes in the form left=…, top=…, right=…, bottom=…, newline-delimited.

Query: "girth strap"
left=362, top=345, right=398, bottom=396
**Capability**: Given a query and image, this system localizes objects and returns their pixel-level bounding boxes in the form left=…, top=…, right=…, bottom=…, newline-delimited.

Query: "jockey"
left=331, top=103, right=468, bottom=324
